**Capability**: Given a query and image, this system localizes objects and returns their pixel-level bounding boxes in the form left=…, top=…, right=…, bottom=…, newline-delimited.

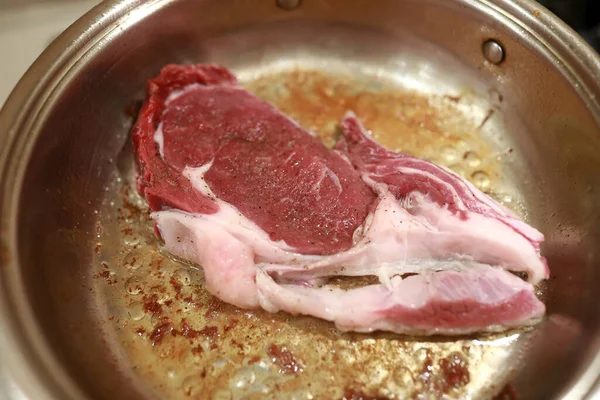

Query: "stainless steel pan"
left=1, top=0, right=599, bottom=399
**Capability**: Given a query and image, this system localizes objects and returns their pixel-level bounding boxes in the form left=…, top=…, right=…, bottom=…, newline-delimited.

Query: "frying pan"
left=1, top=0, right=599, bottom=399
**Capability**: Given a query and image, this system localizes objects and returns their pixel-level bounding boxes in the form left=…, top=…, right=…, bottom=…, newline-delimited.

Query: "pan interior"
left=8, top=2, right=600, bottom=400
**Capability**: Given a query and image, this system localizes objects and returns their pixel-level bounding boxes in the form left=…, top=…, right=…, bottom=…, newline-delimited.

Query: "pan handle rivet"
left=277, top=0, right=302, bottom=10
left=482, top=39, right=505, bottom=65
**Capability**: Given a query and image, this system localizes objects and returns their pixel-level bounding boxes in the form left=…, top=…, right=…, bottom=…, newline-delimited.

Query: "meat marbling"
left=133, top=64, right=548, bottom=335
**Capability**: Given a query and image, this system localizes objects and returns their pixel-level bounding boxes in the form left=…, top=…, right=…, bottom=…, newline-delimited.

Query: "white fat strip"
left=378, top=263, right=393, bottom=290
left=183, top=162, right=289, bottom=248
left=272, top=256, right=487, bottom=282
left=153, top=206, right=304, bottom=266
left=164, top=83, right=202, bottom=105
left=256, top=266, right=544, bottom=335
left=326, top=167, right=343, bottom=194
left=283, top=151, right=297, bottom=164
left=410, top=161, right=518, bottom=220
left=155, top=84, right=209, bottom=159
left=438, top=163, right=514, bottom=216
left=311, top=165, right=343, bottom=196
left=154, top=122, right=165, bottom=158
left=183, top=161, right=216, bottom=197
left=380, top=166, right=467, bottom=212
left=400, top=164, right=543, bottom=242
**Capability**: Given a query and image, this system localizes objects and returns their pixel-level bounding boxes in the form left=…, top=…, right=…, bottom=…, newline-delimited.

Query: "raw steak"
left=133, top=64, right=375, bottom=256
left=133, top=64, right=548, bottom=335
left=335, top=113, right=549, bottom=285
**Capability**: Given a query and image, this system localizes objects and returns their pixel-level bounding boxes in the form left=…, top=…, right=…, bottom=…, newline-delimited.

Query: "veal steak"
left=133, top=64, right=548, bottom=335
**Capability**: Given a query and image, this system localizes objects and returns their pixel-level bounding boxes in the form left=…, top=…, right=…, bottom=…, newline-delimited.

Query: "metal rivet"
left=277, top=0, right=301, bottom=10
left=482, top=39, right=505, bottom=65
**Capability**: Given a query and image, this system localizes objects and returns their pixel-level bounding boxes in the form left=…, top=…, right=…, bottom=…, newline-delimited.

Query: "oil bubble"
left=167, top=369, right=178, bottom=381
left=155, top=291, right=171, bottom=304
left=123, top=236, right=141, bottom=248
left=173, top=268, right=192, bottom=286
left=415, top=347, right=431, bottom=362
left=471, top=171, right=491, bottom=190
left=500, top=194, right=513, bottom=204
left=125, top=276, right=143, bottom=295
left=123, top=250, right=144, bottom=270
left=463, top=151, right=481, bottom=168
left=231, top=366, right=256, bottom=389
left=127, top=302, right=145, bottom=321
left=392, top=366, right=413, bottom=386
left=181, top=375, right=201, bottom=396
left=440, top=146, right=459, bottom=164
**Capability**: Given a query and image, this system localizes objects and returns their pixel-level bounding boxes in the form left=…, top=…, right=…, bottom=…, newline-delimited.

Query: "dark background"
left=537, top=0, right=600, bottom=51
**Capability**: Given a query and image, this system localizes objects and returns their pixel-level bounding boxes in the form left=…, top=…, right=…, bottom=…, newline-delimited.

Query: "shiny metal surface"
left=482, top=39, right=505, bottom=65
left=276, top=0, right=301, bottom=11
left=0, top=0, right=599, bottom=399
